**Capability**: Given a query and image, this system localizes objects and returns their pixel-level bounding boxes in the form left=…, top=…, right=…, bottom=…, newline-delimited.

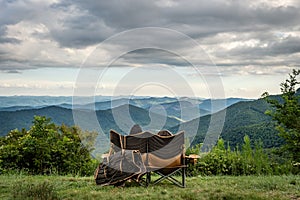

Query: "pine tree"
left=262, top=69, right=300, bottom=162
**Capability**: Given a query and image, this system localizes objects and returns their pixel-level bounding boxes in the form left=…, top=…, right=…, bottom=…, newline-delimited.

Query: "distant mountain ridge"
left=0, top=96, right=250, bottom=121
left=0, top=104, right=181, bottom=137
left=0, top=96, right=255, bottom=150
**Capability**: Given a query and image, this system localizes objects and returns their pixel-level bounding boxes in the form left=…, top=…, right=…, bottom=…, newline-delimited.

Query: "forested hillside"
left=0, top=106, right=73, bottom=136
left=170, top=96, right=283, bottom=149
left=0, top=104, right=180, bottom=137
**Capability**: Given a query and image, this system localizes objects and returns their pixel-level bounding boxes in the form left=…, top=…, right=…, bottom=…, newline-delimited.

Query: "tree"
left=262, top=69, right=300, bottom=162
left=0, top=116, right=97, bottom=175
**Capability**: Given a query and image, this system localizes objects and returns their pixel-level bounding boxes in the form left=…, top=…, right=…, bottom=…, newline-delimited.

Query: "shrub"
left=187, top=136, right=295, bottom=176
left=0, top=116, right=97, bottom=176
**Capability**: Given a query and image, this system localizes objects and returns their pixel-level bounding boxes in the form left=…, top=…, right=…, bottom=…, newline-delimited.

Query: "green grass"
left=0, top=174, right=299, bottom=200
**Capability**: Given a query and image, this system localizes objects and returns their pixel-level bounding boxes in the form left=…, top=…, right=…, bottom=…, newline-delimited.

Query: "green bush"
left=0, top=116, right=97, bottom=176
left=187, top=136, right=296, bottom=176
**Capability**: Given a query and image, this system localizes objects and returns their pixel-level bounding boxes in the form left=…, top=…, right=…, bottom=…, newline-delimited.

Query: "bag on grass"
left=94, top=149, right=146, bottom=186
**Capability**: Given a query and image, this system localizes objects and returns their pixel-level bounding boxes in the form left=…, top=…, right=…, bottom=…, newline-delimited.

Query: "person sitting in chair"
left=129, top=124, right=143, bottom=135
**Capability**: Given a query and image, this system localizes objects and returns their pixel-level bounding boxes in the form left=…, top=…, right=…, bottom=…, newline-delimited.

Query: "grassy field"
left=0, top=174, right=299, bottom=200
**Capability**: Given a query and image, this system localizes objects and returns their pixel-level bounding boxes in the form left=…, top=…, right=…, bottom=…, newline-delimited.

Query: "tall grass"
left=12, top=180, right=59, bottom=200
left=1, top=174, right=299, bottom=200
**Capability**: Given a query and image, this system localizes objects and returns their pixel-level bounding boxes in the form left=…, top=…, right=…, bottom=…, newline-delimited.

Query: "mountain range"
left=0, top=95, right=283, bottom=151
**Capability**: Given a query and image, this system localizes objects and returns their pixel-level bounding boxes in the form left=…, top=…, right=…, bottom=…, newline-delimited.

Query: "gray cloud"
left=219, top=35, right=300, bottom=60
left=46, top=0, right=300, bottom=47
left=0, top=26, right=20, bottom=44
left=48, top=9, right=114, bottom=48
left=5, top=69, right=21, bottom=73
left=0, top=37, right=20, bottom=44
left=116, top=48, right=190, bottom=67
left=0, top=0, right=300, bottom=73
left=270, top=36, right=300, bottom=55
left=68, top=1, right=300, bottom=29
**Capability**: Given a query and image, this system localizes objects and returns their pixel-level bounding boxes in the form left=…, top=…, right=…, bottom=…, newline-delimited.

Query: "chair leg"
left=182, top=167, right=186, bottom=188
left=152, top=168, right=185, bottom=188
left=146, top=172, right=151, bottom=187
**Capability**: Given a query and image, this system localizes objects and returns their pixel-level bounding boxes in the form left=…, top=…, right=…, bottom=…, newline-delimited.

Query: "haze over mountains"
left=0, top=95, right=283, bottom=150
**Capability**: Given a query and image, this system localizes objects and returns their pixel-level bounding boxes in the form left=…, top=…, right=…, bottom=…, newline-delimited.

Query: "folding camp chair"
left=147, top=131, right=186, bottom=188
left=106, top=129, right=186, bottom=188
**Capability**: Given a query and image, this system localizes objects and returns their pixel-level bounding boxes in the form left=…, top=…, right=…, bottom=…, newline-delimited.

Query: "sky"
left=1, top=0, right=300, bottom=99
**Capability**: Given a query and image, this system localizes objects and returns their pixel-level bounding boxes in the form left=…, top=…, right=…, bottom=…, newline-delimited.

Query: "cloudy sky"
left=1, top=0, right=300, bottom=98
